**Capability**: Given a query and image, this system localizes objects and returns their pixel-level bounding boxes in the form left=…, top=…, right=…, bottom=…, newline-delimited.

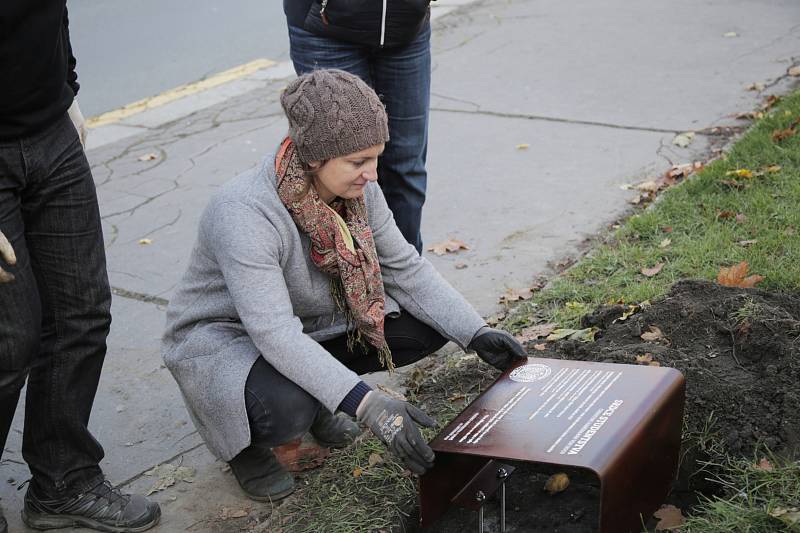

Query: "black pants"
left=0, top=113, right=109, bottom=497
left=243, top=312, right=447, bottom=447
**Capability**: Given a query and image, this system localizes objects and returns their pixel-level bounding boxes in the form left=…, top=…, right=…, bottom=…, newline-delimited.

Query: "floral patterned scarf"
left=275, top=137, right=393, bottom=370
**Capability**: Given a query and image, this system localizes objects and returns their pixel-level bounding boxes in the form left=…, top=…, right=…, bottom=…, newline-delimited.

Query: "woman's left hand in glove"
left=468, top=327, right=528, bottom=371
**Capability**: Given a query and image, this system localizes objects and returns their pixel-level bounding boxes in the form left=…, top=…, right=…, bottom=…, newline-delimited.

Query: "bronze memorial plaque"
left=420, top=357, right=685, bottom=532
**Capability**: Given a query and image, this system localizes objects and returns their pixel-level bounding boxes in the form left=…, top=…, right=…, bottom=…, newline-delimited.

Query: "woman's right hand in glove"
left=356, top=391, right=436, bottom=475
left=0, top=230, right=16, bottom=283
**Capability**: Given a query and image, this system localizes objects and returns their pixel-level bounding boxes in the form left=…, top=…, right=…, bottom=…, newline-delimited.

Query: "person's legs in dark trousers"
left=320, top=310, right=447, bottom=373
left=234, top=311, right=446, bottom=499
left=0, top=114, right=108, bottom=496
left=370, top=24, right=431, bottom=254
left=242, top=311, right=448, bottom=441
left=286, top=24, right=432, bottom=253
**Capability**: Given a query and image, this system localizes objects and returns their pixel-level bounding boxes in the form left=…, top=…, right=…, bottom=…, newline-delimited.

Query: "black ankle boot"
left=229, top=445, right=295, bottom=502
left=22, top=479, right=160, bottom=532
left=310, top=409, right=361, bottom=448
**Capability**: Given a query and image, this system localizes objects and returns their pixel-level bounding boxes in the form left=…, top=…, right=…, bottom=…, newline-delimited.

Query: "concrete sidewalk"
left=3, top=0, right=799, bottom=531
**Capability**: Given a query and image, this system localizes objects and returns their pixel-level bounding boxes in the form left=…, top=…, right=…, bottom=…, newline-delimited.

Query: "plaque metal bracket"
left=449, top=459, right=515, bottom=532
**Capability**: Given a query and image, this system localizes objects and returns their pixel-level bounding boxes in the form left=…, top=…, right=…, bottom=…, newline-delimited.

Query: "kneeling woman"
left=162, top=69, right=526, bottom=501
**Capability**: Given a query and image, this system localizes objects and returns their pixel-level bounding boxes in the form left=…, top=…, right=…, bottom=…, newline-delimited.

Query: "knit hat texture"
left=280, top=69, right=390, bottom=163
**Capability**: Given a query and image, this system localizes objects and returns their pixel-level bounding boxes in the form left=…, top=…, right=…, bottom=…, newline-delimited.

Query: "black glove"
left=356, top=391, right=436, bottom=475
left=468, top=327, right=528, bottom=371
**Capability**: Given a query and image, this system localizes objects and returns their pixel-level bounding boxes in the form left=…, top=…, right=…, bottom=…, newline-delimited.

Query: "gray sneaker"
left=22, top=480, right=160, bottom=532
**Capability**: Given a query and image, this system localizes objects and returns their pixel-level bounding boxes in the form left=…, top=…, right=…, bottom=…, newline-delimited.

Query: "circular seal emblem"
left=509, top=363, right=552, bottom=383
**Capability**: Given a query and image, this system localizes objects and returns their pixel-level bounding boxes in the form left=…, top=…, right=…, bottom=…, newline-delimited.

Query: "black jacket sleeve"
left=63, top=7, right=80, bottom=97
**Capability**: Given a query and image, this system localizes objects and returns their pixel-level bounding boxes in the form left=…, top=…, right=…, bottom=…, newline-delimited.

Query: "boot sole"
left=241, top=483, right=296, bottom=503
left=22, top=506, right=161, bottom=533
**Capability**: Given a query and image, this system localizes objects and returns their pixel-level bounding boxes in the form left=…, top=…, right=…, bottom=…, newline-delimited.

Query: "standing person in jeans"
left=283, top=0, right=433, bottom=253
left=0, top=3, right=161, bottom=532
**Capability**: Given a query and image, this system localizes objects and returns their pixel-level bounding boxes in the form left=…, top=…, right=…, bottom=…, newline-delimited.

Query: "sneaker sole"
left=21, top=506, right=161, bottom=533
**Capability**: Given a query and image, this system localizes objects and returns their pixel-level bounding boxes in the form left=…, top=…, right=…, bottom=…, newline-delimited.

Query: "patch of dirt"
left=571, top=279, right=800, bottom=462
left=411, top=279, right=800, bottom=532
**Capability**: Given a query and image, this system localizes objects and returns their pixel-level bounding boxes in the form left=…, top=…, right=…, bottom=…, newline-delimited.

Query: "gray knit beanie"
left=280, top=69, right=390, bottom=163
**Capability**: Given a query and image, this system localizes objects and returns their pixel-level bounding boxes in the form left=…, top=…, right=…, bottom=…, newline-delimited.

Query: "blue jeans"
left=288, top=23, right=432, bottom=253
left=0, top=113, right=109, bottom=497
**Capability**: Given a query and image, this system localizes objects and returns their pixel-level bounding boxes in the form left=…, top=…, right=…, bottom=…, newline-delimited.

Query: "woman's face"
left=309, top=143, right=385, bottom=204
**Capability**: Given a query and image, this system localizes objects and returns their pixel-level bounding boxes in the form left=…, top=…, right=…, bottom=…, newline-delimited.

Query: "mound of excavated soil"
left=413, top=280, right=799, bottom=532
left=571, top=279, right=800, bottom=460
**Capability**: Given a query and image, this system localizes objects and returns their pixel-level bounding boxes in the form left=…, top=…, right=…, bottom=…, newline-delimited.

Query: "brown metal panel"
left=420, top=358, right=685, bottom=532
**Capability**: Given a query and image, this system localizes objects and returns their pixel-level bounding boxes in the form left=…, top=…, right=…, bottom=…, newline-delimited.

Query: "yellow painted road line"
left=86, top=58, right=276, bottom=128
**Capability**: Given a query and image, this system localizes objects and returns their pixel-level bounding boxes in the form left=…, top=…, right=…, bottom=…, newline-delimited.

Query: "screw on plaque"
left=476, top=491, right=486, bottom=533
left=498, top=468, right=509, bottom=532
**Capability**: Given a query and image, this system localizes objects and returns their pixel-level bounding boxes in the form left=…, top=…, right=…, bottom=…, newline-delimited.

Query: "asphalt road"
left=69, top=0, right=289, bottom=117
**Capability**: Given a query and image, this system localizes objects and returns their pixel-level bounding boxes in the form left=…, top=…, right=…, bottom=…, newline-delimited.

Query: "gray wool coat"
left=162, top=154, right=486, bottom=461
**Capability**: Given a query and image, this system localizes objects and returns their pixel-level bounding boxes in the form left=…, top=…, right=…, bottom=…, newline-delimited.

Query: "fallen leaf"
left=641, top=263, right=664, bottom=277
left=654, top=504, right=686, bottom=530
left=723, top=31, right=738, bottom=38
left=448, top=393, right=466, bottom=402
left=672, top=132, right=695, bottom=148
left=138, top=238, right=153, bottom=245
left=427, top=238, right=470, bottom=256
left=745, top=82, right=765, bottom=92
left=789, top=66, right=800, bottom=77
left=641, top=326, right=665, bottom=342
left=726, top=169, right=753, bottom=178
left=454, top=262, right=468, bottom=270
left=353, top=467, right=363, bottom=478
left=662, top=226, right=674, bottom=233
left=735, top=213, right=747, bottom=223
left=545, top=327, right=599, bottom=342
left=754, top=457, right=774, bottom=471
left=368, top=453, right=383, bottom=467
left=720, top=179, right=748, bottom=190
left=769, top=507, right=800, bottom=530
left=137, top=153, right=158, bottom=162
left=544, top=473, right=570, bottom=495
left=219, top=507, right=249, bottom=520
left=533, top=343, right=547, bottom=351
left=499, top=287, right=534, bottom=304
left=766, top=165, right=782, bottom=173
left=772, top=128, right=796, bottom=142
left=516, top=323, right=558, bottom=343
left=144, top=463, right=196, bottom=495
left=737, top=239, right=758, bottom=247
left=717, top=261, right=764, bottom=288
left=649, top=361, right=662, bottom=367
left=635, top=180, right=660, bottom=193
left=762, top=94, right=781, bottom=110
left=635, top=353, right=653, bottom=365
left=515, top=143, right=530, bottom=150
left=785, top=226, right=797, bottom=236
left=659, top=238, right=672, bottom=248
left=716, top=210, right=736, bottom=219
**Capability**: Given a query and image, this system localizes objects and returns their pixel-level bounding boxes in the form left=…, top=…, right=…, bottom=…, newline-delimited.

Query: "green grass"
left=683, top=455, right=800, bottom=532
left=267, top=435, right=416, bottom=532
left=505, top=94, right=800, bottom=330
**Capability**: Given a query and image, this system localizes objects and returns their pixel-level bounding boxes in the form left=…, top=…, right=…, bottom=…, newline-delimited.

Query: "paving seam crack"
left=430, top=107, right=683, bottom=134
left=116, top=440, right=203, bottom=489
left=112, top=286, right=170, bottom=306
